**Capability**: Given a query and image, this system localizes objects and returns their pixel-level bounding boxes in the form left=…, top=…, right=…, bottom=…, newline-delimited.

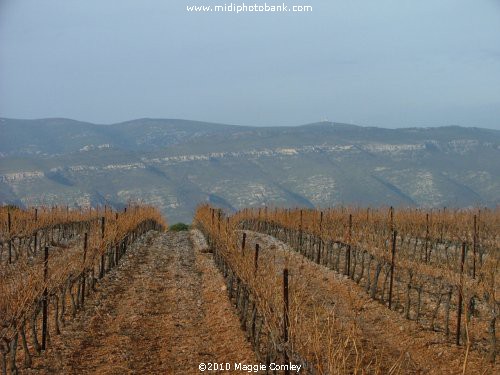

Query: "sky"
left=0, top=0, right=499, bottom=129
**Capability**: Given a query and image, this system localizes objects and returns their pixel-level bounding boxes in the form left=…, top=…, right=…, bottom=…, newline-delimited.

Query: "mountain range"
left=1, top=117, right=499, bottom=223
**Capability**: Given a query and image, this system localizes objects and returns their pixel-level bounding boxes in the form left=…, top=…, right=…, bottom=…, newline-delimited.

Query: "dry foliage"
left=196, top=204, right=499, bottom=373
left=0, top=204, right=166, bottom=373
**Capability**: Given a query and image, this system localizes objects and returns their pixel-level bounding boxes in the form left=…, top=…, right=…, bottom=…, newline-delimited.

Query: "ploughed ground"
left=27, top=231, right=256, bottom=374
left=22, top=229, right=498, bottom=374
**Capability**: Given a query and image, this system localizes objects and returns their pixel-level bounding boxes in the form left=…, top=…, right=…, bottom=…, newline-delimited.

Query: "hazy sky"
left=1, top=0, right=499, bottom=128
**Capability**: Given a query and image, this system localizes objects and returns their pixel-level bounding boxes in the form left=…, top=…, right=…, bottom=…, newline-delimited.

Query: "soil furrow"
left=28, top=231, right=255, bottom=374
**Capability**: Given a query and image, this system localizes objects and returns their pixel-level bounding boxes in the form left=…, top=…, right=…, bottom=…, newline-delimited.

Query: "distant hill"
left=1, top=117, right=499, bottom=223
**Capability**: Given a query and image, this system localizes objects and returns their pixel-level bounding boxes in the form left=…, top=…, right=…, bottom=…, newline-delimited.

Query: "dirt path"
left=30, top=231, right=255, bottom=374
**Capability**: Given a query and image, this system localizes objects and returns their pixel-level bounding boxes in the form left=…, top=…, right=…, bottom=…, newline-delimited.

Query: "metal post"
left=42, top=246, right=49, bottom=350
left=316, top=211, right=323, bottom=264
left=299, top=210, right=303, bottom=252
left=345, top=214, right=352, bottom=276
left=7, top=211, right=12, bottom=263
left=456, top=242, right=466, bottom=345
left=254, top=244, right=260, bottom=276
left=283, top=268, right=290, bottom=375
left=473, top=215, right=477, bottom=279
left=388, top=230, right=397, bottom=309
left=82, top=233, right=88, bottom=306
left=101, top=216, right=105, bottom=238
left=390, top=206, right=394, bottom=232
left=100, top=217, right=105, bottom=278
left=425, top=213, right=429, bottom=262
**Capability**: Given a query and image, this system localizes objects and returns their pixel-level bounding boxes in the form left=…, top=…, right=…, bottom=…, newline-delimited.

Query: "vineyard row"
left=234, top=208, right=498, bottom=363
left=0, top=206, right=166, bottom=375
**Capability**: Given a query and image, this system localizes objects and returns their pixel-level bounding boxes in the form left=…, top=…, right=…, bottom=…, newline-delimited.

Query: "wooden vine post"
left=283, top=268, right=290, bottom=375
left=42, top=246, right=49, bottom=351
left=388, top=230, right=397, bottom=309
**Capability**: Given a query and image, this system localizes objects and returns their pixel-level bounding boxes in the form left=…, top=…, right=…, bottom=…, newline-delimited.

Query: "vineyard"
left=0, top=205, right=166, bottom=374
left=194, top=204, right=499, bottom=374
left=0, top=203, right=498, bottom=374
